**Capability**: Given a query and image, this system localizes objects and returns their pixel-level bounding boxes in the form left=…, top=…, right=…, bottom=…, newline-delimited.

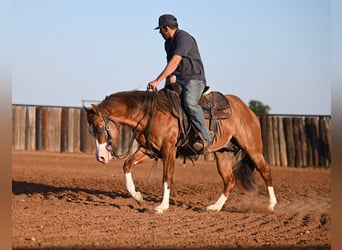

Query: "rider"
left=147, top=14, right=210, bottom=152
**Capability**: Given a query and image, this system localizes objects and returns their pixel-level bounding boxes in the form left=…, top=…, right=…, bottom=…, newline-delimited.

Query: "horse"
left=84, top=86, right=277, bottom=213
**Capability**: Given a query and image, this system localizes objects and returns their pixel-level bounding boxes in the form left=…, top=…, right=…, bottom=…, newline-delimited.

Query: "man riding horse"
left=147, top=14, right=210, bottom=152
left=85, top=14, right=278, bottom=214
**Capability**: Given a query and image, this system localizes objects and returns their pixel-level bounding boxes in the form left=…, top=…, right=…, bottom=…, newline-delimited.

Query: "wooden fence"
left=12, top=105, right=331, bottom=167
left=258, top=115, right=331, bottom=167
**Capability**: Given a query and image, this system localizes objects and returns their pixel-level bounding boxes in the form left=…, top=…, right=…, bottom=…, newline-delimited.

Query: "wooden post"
left=277, top=117, right=287, bottom=166
left=80, top=108, right=88, bottom=153
left=284, top=117, right=295, bottom=167
left=42, top=107, right=49, bottom=151
left=325, top=117, right=331, bottom=167
left=80, top=108, right=95, bottom=153
left=305, top=117, right=313, bottom=166
left=305, top=117, right=320, bottom=167
left=68, top=108, right=81, bottom=153
left=35, top=107, right=43, bottom=151
left=47, top=108, right=62, bottom=152
left=25, top=106, right=36, bottom=151
left=293, top=117, right=303, bottom=167
left=297, top=117, right=307, bottom=167
left=259, top=115, right=269, bottom=164
left=61, top=108, right=69, bottom=152
left=311, top=117, right=320, bottom=167
left=266, top=116, right=275, bottom=166
left=12, top=106, right=26, bottom=150
left=319, top=116, right=330, bottom=167
left=272, top=116, right=280, bottom=166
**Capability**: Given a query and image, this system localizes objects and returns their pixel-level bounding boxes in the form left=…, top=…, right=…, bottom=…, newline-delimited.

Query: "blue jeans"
left=182, top=80, right=209, bottom=142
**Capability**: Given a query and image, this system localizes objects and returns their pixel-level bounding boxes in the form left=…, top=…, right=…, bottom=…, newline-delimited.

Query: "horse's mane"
left=98, top=90, right=172, bottom=117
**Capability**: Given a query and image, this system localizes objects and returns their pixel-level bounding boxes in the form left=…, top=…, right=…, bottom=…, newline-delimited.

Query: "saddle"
left=162, top=83, right=232, bottom=153
left=199, top=87, right=232, bottom=120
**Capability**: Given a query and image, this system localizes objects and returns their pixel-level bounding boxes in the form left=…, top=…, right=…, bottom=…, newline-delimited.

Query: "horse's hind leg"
left=249, top=152, right=277, bottom=211
left=206, top=151, right=235, bottom=212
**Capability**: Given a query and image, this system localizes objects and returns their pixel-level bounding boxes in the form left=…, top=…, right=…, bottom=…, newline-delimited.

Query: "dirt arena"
left=12, top=151, right=331, bottom=250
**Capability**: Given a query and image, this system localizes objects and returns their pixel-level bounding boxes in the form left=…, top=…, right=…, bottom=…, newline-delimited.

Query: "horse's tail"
left=232, top=152, right=257, bottom=191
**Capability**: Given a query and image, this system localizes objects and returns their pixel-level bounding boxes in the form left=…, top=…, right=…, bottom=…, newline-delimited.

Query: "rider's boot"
left=193, top=132, right=208, bottom=152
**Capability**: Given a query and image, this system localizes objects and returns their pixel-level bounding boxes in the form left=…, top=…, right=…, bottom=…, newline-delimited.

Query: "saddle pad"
left=199, top=91, right=232, bottom=119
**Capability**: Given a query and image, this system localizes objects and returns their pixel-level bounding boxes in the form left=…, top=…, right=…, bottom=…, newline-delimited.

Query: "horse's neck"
left=107, top=103, right=145, bottom=129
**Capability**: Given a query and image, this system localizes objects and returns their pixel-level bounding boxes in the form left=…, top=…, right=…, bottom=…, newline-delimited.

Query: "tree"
left=248, top=100, right=271, bottom=114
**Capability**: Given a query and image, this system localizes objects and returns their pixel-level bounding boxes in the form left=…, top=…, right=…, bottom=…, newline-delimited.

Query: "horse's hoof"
left=154, top=204, right=169, bottom=214
left=268, top=203, right=276, bottom=212
left=134, top=192, right=143, bottom=204
left=206, top=204, right=220, bottom=212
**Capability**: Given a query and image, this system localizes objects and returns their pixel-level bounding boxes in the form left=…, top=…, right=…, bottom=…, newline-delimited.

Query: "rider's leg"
left=182, top=79, right=209, bottom=150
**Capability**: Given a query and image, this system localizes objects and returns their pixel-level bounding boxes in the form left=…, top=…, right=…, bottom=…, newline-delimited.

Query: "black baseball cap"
left=154, top=14, right=178, bottom=30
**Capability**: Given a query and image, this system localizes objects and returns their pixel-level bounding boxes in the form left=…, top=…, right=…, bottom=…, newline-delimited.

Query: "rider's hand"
left=147, top=80, right=159, bottom=90
left=168, top=75, right=176, bottom=83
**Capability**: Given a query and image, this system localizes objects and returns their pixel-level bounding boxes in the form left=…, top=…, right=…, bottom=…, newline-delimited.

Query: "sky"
left=11, top=0, right=331, bottom=115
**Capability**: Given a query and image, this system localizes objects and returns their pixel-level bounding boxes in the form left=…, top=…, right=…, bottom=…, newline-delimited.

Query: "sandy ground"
left=12, top=151, right=331, bottom=249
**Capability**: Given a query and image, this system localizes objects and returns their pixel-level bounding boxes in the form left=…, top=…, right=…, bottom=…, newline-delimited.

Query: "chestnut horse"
left=85, top=88, right=277, bottom=213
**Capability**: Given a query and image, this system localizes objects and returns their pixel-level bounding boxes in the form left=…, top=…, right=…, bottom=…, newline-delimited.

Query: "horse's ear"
left=83, top=105, right=95, bottom=115
left=91, top=104, right=101, bottom=115
left=83, top=105, right=90, bottom=114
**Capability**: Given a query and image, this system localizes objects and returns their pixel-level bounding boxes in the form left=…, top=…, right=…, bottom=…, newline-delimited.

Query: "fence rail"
left=12, top=105, right=331, bottom=167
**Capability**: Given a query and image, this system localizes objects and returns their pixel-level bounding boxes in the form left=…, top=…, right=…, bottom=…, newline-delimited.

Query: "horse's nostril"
left=99, top=156, right=106, bottom=163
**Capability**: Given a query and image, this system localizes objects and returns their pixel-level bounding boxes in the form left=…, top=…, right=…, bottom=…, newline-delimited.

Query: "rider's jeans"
left=182, top=79, right=210, bottom=142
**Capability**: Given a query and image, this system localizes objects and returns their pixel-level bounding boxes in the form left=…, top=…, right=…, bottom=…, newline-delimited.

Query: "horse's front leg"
left=154, top=147, right=176, bottom=214
left=123, top=148, right=149, bottom=204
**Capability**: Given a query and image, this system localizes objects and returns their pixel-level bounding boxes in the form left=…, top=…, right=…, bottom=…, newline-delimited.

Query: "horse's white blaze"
left=267, top=186, right=277, bottom=211
left=154, top=182, right=170, bottom=213
left=96, top=142, right=111, bottom=163
left=91, top=125, right=111, bottom=164
left=206, top=193, right=227, bottom=211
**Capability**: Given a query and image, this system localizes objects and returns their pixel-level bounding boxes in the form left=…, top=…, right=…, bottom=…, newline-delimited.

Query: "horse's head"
left=84, top=104, right=120, bottom=164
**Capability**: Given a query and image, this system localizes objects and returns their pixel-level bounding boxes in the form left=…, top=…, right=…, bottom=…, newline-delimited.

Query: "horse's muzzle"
left=96, top=143, right=112, bottom=164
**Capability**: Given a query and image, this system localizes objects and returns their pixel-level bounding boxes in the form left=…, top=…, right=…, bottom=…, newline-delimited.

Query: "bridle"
left=92, top=114, right=135, bottom=160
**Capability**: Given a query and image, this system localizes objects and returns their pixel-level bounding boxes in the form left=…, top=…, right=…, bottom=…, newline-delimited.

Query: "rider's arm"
left=147, top=55, right=182, bottom=89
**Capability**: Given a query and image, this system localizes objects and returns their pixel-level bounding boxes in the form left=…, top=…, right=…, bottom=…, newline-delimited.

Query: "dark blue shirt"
left=165, top=29, right=206, bottom=84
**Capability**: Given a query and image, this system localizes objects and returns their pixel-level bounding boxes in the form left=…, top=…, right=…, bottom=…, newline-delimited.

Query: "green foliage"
left=248, top=100, right=271, bottom=114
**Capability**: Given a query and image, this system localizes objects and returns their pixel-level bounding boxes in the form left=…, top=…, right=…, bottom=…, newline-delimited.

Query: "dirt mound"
left=12, top=151, right=331, bottom=249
